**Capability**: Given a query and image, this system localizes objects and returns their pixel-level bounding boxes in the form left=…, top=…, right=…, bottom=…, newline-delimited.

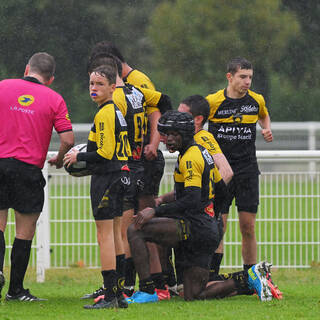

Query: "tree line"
left=0, top=0, right=318, bottom=122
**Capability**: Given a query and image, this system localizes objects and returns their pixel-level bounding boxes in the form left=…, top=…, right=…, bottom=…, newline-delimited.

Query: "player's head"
left=227, top=57, right=253, bottom=75
left=178, top=95, right=210, bottom=128
left=89, top=41, right=125, bottom=63
left=26, top=52, right=55, bottom=83
left=87, top=52, right=122, bottom=77
left=226, top=57, right=253, bottom=96
left=158, top=110, right=194, bottom=152
left=89, top=64, right=117, bottom=105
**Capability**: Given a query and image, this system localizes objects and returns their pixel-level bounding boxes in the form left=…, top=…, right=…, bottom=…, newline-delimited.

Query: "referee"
left=0, top=52, right=74, bottom=301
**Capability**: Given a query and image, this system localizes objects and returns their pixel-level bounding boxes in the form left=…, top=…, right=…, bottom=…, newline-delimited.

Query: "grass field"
left=0, top=267, right=319, bottom=320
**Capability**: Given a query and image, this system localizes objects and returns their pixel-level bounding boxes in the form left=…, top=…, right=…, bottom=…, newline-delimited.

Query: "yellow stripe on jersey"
left=94, top=105, right=117, bottom=160
left=113, top=89, right=128, bottom=117
left=175, top=146, right=204, bottom=188
left=206, top=89, right=269, bottom=123
left=126, top=69, right=155, bottom=90
left=194, top=130, right=222, bottom=155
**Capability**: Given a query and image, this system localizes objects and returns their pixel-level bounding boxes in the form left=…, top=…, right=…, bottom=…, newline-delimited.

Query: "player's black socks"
left=232, top=270, right=254, bottom=295
left=8, top=238, right=32, bottom=295
left=139, top=277, right=155, bottom=294
left=151, top=272, right=166, bottom=290
left=209, top=253, right=224, bottom=281
left=101, top=269, right=118, bottom=301
left=116, top=254, right=125, bottom=296
left=124, top=257, right=136, bottom=287
left=0, top=230, right=5, bottom=272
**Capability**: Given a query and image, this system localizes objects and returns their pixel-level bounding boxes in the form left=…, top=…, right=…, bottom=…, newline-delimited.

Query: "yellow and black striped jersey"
left=206, top=89, right=269, bottom=175
left=113, top=84, right=165, bottom=160
left=123, top=69, right=159, bottom=116
left=194, top=130, right=222, bottom=184
left=174, top=144, right=216, bottom=218
left=87, top=100, right=131, bottom=173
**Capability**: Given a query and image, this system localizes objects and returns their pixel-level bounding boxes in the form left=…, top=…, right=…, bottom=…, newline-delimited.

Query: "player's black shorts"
left=175, top=215, right=220, bottom=270
left=140, top=150, right=165, bottom=197
left=221, top=173, right=259, bottom=214
left=90, top=170, right=130, bottom=220
left=0, top=158, right=46, bottom=213
left=123, top=161, right=145, bottom=211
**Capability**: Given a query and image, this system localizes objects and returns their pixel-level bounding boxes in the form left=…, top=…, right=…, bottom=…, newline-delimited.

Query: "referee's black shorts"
left=0, top=158, right=46, bottom=213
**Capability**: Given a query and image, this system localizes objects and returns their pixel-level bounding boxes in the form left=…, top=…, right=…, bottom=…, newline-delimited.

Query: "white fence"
left=4, top=151, right=320, bottom=282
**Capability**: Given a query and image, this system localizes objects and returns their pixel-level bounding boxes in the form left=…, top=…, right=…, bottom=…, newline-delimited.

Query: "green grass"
left=0, top=267, right=319, bottom=320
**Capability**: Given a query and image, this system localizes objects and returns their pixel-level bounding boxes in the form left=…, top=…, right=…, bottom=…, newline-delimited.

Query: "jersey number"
left=117, top=132, right=131, bottom=160
left=133, top=113, right=145, bottom=143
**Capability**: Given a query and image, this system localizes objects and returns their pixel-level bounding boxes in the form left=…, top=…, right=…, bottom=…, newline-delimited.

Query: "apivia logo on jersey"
left=217, top=125, right=253, bottom=141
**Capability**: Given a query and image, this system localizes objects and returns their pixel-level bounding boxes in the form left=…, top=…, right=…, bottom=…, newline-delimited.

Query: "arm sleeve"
left=155, top=186, right=201, bottom=216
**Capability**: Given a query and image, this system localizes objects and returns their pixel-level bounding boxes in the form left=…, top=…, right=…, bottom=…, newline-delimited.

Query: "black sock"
left=116, top=254, right=125, bottom=296
left=151, top=273, right=166, bottom=290
left=0, top=230, right=5, bottom=272
left=101, top=269, right=118, bottom=301
left=209, top=253, right=223, bottom=281
left=8, top=238, right=32, bottom=295
left=139, top=277, right=155, bottom=294
left=165, top=249, right=177, bottom=287
left=124, top=257, right=136, bottom=287
left=231, top=270, right=253, bottom=295
left=243, top=264, right=254, bottom=271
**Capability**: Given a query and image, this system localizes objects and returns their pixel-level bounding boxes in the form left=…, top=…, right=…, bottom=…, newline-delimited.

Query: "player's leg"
left=209, top=179, right=235, bottom=281
left=239, top=211, right=257, bottom=266
left=126, top=217, right=183, bottom=303
left=235, top=174, right=259, bottom=269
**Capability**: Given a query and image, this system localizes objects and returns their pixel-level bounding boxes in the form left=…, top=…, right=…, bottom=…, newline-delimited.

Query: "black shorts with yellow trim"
left=90, top=170, right=130, bottom=220
left=0, top=158, right=46, bottom=213
left=175, top=215, right=220, bottom=270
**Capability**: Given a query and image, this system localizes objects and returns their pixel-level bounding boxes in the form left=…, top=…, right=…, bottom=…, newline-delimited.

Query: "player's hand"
left=48, top=155, right=63, bottom=169
left=134, top=207, right=155, bottom=229
left=154, top=197, right=163, bottom=207
left=262, top=128, right=273, bottom=142
left=63, top=149, right=79, bottom=167
left=143, top=144, right=157, bottom=161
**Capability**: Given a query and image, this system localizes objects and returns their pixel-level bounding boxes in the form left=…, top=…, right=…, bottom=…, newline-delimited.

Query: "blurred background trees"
left=0, top=0, right=318, bottom=122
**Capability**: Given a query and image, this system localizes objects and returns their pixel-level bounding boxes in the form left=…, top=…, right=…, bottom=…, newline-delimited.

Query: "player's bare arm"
left=258, top=115, right=273, bottom=142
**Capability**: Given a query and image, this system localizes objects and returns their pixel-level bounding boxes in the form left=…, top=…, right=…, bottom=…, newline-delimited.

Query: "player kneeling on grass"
left=127, top=110, right=273, bottom=303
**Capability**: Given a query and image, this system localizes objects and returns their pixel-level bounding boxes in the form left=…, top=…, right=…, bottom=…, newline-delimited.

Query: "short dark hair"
left=28, top=52, right=55, bottom=81
left=90, top=64, right=117, bottom=85
left=89, top=41, right=125, bottom=63
left=181, top=95, right=210, bottom=125
left=87, top=53, right=122, bottom=76
left=227, top=57, right=253, bottom=75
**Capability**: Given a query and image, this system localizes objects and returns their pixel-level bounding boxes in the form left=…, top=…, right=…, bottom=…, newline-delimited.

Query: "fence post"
left=36, top=161, right=51, bottom=282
